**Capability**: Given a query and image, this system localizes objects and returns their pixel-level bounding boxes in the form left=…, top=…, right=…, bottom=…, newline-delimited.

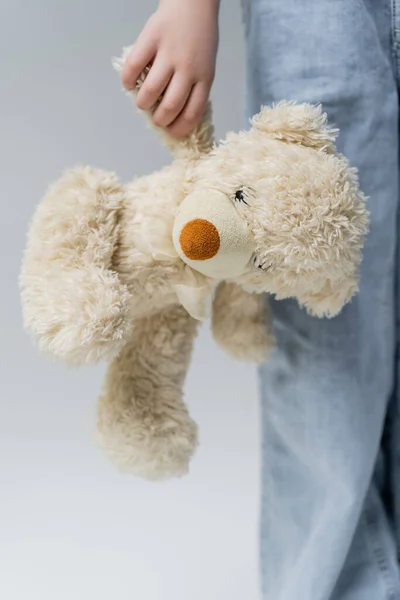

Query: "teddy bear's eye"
left=234, top=189, right=249, bottom=205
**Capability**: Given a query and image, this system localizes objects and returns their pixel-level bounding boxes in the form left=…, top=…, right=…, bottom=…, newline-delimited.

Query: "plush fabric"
left=20, top=48, right=369, bottom=479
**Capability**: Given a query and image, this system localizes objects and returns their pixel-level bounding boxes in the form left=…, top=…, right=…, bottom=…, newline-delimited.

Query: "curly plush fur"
left=97, top=305, right=198, bottom=479
left=20, top=49, right=369, bottom=479
left=21, top=167, right=132, bottom=365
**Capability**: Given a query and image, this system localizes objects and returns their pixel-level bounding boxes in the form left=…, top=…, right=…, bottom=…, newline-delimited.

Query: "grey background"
left=0, top=2, right=260, bottom=599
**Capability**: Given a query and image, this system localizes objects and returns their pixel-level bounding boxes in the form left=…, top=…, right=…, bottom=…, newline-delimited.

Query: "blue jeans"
left=242, top=1, right=400, bottom=598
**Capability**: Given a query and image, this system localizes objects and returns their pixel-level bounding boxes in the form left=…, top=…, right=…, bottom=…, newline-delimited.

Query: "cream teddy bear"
left=20, top=49, right=368, bottom=480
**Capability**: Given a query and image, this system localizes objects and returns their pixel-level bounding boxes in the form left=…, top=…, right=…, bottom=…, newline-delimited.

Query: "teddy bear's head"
left=173, top=102, right=369, bottom=317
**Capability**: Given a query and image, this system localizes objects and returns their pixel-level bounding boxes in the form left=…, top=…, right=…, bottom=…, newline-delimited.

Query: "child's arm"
left=122, top=0, right=220, bottom=138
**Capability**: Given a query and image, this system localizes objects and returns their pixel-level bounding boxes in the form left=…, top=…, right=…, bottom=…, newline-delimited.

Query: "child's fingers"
left=166, top=83, right=209, bottom=138
left=135, top=59, right=173, bottom=111
left=152, top=74, right=192, bottom=128
left=121, top=40, right=156, bottom=91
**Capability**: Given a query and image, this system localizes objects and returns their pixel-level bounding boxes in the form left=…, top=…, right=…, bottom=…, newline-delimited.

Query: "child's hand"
left=122, top=0, right=219, bottom=138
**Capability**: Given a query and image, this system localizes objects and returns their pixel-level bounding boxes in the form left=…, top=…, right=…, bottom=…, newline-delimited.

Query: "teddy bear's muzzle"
left=173, top=189, right=255, bottom=279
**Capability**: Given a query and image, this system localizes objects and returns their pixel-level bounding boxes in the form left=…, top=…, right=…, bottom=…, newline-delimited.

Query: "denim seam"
left=392, top=0, right=400, bottom=76
left=391, top=0, right=400, bottom=564
left=363, top=504, right=399, bottom=600
left=258, top=363, right=269, bottom=600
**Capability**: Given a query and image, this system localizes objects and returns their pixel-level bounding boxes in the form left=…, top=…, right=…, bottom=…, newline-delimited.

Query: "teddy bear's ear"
left=251, top=102, right=339, bottom=153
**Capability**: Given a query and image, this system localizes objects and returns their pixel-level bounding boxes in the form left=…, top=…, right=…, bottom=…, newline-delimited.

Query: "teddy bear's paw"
left=20, top=165, right=131, bottom=364
left=211, top=282, right=274, bottom=364
left=96, top=401, right=198, bottom=480
left=213, top=320, right=275, bottom=364
left=22, top=265, right=133, bottom=365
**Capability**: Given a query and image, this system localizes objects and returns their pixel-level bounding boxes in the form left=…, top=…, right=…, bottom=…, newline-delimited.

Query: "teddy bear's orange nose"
left=179, top=219, right=220, bottom=261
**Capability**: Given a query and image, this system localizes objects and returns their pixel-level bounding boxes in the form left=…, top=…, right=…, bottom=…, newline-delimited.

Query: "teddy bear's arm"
left=96, top=304, right=199, bottom=480
left=20, top=166, right=133, bottom=365
left=211, top=282, right=274, bottom=363
left=113, top=47, right=214, bottom=159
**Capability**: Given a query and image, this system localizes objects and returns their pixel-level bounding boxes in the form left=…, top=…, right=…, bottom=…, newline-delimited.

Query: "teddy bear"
left=20, top=48, right=368, bottom=480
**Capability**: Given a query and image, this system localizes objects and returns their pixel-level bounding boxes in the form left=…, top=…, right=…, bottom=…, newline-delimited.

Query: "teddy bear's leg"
left=211, top=282, right=275, bottom=363
left=96, top=304, right=199, bottom=480
left=20, top=166, right=133, bottom=365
